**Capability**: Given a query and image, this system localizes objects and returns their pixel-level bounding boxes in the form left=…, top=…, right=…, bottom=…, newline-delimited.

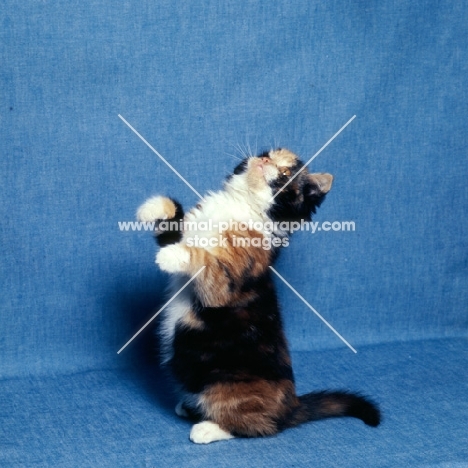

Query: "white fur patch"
left=159, top=276, right=193, bottom=363
left=156, top=244, right=190, bottom=273
left=190, top=421, right=234, bottom=444
left=178, top=171, right=274, bottom=247
left=136, top=196, right=174, bottom=222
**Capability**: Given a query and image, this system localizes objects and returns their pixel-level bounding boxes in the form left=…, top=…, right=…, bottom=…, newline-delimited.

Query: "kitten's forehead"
left=269, top=149, right=298, bottom=167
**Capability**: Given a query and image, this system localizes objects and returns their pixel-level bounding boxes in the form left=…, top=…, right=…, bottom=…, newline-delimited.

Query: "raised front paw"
left=136, top=196, right=176, bottom=222
left=156, top=244, right=190, bottom=273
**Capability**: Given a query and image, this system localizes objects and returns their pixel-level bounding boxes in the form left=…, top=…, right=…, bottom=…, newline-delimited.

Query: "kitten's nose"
left=261, top=157, right=270, bottom=163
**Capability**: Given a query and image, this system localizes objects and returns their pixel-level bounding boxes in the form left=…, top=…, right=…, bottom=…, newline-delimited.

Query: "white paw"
left=189, top=421, right=234, bottom=444
left=156, top=244, right=190, bottom=273
left=136, top=196, right=176, bottom=222
left=175, top=401, right=189, bottom=418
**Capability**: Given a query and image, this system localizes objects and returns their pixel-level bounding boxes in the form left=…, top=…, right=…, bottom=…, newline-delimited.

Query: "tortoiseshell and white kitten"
left=137, top=148, right=380, bottom=444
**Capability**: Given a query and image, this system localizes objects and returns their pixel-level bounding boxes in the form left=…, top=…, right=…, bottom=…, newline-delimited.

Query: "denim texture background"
left=1, top=0, right=467, bottom=466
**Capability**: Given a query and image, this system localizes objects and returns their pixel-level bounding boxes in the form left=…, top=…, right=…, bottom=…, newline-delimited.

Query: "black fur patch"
left=155, top=199, right=184, bottom=247
left=232, top=159, right=248, bottom=175
left=267, top=160, right=327, bottom=222
left=169, top=270, right=294, bottom=394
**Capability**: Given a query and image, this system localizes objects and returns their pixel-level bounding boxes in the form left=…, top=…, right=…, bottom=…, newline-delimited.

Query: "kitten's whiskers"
left=224, top=151, right=244, bottom=162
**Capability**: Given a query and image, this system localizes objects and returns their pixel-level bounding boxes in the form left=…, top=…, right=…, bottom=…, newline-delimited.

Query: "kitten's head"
left=227, top=148, right=333, bottom=222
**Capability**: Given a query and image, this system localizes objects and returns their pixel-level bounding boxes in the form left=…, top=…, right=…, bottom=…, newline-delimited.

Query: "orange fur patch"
left=200, top=379, right=298, bottom=437
left=180, top=309, right=204, bottom=330
left=269, top=149, right=298, bottom=167
left=184, top=229, right=272, bottom=307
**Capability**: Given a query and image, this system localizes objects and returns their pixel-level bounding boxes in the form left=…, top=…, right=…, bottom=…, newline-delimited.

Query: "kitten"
left=137, top=148, right=380, bottom=444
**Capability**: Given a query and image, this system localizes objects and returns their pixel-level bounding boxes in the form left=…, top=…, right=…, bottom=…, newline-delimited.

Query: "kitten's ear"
left=307, top=173, right=333, bottom=196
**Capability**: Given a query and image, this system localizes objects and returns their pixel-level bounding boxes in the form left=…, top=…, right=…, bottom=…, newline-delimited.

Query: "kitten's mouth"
left=251, top=157, right=277, bottom=181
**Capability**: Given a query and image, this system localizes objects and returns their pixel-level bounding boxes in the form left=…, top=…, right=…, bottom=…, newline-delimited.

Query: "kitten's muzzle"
left=254, top=156, right=271, bottom=173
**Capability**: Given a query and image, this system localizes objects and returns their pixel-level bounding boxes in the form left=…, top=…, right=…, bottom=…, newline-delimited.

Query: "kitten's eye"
left=281, top=168, right=291, bottom=177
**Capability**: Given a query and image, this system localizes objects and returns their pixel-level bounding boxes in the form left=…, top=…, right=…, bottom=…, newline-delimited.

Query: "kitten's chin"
left=262, top=167, right=279, bottom=183
left=249, top=158, right=278, bottom=182
left=246, top=160, right=278, bottom=190
left=225, top=161, right=275, bottom=207
left=246, top=172, right=271, bottom=194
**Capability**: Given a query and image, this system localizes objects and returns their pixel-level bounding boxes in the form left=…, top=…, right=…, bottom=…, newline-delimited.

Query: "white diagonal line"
left=270, top=115, right=356, bottom=202
left=117, top=266, right=206, bottom=354
left=118, top=114, right=205, bottom=201
left=269, top=266, right=357, bottom=353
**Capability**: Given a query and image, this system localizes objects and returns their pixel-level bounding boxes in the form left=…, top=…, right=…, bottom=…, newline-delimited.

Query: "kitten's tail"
left=287, top=391, right=381, bottom=428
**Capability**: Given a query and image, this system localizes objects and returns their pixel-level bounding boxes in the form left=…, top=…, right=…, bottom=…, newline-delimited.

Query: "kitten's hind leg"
left=189, top=421, right=234, bottom=444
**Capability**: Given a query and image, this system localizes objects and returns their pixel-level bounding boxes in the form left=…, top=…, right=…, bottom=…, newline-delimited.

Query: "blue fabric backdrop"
left=1, top=1, right=467, bottom=466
